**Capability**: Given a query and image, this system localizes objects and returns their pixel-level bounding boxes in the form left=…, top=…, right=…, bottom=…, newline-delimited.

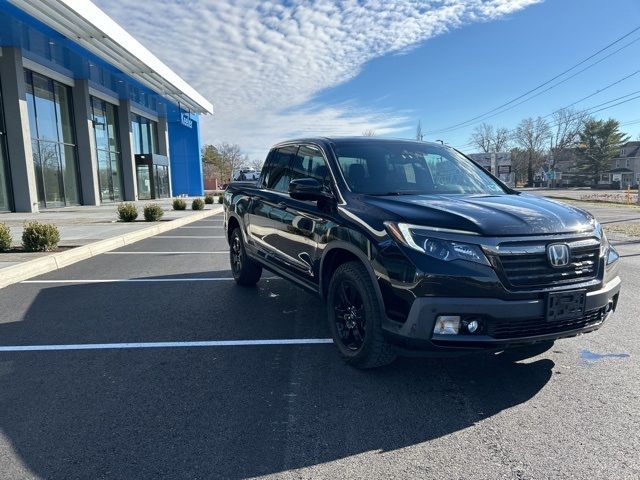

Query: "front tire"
left=327, top=261, right=396, bottom=369
left=229, top=227, right=262, bottom=286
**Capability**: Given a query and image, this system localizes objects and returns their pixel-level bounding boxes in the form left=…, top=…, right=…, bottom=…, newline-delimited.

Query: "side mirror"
left=289, top=177, right=324, bottom=201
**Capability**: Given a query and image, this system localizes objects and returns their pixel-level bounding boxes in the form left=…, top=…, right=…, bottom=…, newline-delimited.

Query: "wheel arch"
left=226, top=213, right=242, bottom=243
left=319, top=242, right=387, bottom=312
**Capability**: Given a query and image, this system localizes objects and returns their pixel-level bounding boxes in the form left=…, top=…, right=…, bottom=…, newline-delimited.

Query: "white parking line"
left=21, top=277, right=280, bottom=284
left=179, top=226, right=223, bottom=229
left=153, top=235, right=225, bottom=239
left=0, top=338, right=334, bottom=352
left=104, top=251, right=228, bottom=255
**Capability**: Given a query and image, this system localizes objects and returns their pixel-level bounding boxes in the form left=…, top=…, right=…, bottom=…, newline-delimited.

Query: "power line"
left=448, top=69, right=640, bottom=149
left=557, top=69, right=640, bottom=112
left=425, top=25, right=640, bottom=135
left=621, top=117, right=640, bottom=126
left=579, top=89, right=640, bottom=113
left=429, top=35, right=640, bottom=135
left=587, top=92, right=640, bottom=115
left=450, top=90, right=640, bottom=150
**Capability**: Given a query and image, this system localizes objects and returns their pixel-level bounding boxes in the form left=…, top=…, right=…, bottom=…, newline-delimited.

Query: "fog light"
left=466, top=319, right=480, bottom=333
left=434, top=315, right=460, bottom=335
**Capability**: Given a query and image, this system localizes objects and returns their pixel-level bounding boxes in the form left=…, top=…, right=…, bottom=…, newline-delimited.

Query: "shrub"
left=0, top=223, right=11, bottom=251
left=204, top=194, right=214, bottom=204
left=117, top=203, right=138, bottom=222
left=172, top=198, right=187, bottom=210
left=218, top=195, right=223, bottom=204
left=22, top=222, right=60, bottom=252
left=143, top=203, right=164, bottom=222
left=192, top=198, right=205, bottom=210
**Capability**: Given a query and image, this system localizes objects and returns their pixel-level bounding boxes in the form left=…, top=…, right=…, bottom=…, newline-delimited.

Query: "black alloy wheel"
left=229, top=227, right=262, bottom=286
left=327, top=261, right=396, bottom=368
left=230, top=234, right=243, bottom=275
left=333, top=279, right=366, bottom=351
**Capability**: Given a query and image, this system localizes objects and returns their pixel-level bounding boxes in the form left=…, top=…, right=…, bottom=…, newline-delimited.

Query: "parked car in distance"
left=224, top=137, right=621, bottom=368
left=232, top=168, right=260, bottom=182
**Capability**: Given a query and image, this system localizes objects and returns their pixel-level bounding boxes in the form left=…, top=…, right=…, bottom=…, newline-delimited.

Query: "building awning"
left=606, top=167, right=633, bottom=173
left=10, top=0, right=213, bottom=115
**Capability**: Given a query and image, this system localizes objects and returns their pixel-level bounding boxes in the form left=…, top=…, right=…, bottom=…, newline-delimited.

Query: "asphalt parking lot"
left=0, top=213, right=639, bottom=480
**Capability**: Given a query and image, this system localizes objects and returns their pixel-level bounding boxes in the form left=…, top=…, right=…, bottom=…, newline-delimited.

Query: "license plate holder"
left=546, top=290, right=586, bottom=322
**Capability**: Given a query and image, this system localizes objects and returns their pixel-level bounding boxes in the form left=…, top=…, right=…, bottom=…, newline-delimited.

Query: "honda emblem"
left=547, top=244, right=570, bottom=268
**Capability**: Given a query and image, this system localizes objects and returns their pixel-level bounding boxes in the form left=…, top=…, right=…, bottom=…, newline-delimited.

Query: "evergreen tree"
left=575, top=119, right=629, bottom=183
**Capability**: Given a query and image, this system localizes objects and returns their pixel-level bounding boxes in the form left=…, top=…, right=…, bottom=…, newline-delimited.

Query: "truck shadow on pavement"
left=0, top=276, right=555, bottom=479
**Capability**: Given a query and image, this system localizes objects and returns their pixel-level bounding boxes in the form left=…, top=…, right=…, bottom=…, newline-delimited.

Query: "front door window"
left=136, top=164, right=152, bottom=200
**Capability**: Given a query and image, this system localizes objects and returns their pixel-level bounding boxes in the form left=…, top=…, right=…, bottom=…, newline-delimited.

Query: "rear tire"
left=229, top=227, right=262, bottom=286
left=327, top=261, right=396, bottom=369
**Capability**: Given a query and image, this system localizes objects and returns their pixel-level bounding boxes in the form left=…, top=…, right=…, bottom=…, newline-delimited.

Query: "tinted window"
left=333, top=142, right=506, bottom=195
left=265, top=145, right=298, bottom=192
left=291, top=145, right=332, bottom=193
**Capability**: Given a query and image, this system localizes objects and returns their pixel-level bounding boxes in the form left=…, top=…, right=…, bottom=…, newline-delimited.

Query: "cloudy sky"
left=94, top=0, right=640, bottom=160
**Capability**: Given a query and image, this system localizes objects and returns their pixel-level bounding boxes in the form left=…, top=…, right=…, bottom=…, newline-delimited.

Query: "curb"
left=0, top=206, right=223, bottom=290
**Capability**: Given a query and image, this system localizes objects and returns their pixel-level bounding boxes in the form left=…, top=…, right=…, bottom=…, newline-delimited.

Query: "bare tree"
left=416, top=120, right=423, bottom=141
left=201, top=143, right=248, bottom=182
left=550, top=108, right=588, bottom=152
left=547, top=108, right=589, bottom=187
left=513, top=117, right=552, bottom=185
left=469, top=123, right=511, bottom=153
left=510, top=148, right=529, bottom=186
left=248, top=157, right=264, bottom=172
left=494, top=127, right=511, bottom=152
left=470, top=123, right=494, bottom=153
left=362, top=129, right=376, bottom=137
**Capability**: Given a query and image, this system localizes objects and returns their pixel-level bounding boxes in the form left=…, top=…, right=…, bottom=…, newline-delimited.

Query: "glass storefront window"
left=25, top=69, right=81, bottom=208
left=131, top=113, right=158, bottom=155
left=0, top=83, right=13, bottom=211
left=91, top=96, right=122, bottom=202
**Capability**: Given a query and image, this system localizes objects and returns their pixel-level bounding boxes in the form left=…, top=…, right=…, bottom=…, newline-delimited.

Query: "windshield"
left=333, top=142, right=508, bottom=196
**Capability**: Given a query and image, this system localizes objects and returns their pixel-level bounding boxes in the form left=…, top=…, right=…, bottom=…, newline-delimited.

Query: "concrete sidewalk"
left=0, top=198, right=223, bottom=283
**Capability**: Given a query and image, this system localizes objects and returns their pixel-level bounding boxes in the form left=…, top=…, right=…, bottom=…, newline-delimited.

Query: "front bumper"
left=383, top=276, right=621, bottom=353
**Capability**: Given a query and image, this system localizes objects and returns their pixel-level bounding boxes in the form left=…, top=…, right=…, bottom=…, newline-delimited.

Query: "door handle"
left=277, top=202, right=288, bottom=209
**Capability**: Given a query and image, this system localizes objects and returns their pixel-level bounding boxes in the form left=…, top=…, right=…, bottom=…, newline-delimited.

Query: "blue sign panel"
left=169, top=113, right=203, bottom=196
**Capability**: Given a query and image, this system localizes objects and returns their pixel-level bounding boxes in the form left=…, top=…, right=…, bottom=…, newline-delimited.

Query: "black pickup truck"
left=223, top=137, right=621, bottom=368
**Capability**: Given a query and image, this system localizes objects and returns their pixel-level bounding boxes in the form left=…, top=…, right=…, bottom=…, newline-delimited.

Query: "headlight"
left=598, top=223, right=607, bottom=257
left=385, top=222, right=490, bottom=266
left=598, top=224, right=619, bottom=265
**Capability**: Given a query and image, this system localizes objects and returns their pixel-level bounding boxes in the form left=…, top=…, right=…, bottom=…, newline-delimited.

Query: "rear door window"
left=265, top=145, right=299, bottom=193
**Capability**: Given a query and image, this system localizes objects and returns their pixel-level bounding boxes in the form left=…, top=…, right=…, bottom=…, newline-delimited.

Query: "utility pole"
left=416, top=120, right=423, bottom=141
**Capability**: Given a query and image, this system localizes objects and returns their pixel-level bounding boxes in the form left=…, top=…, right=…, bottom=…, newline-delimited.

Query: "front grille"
left=498, top=244, right=600, bottom=288
left=487, top=308, right=604, bottom=339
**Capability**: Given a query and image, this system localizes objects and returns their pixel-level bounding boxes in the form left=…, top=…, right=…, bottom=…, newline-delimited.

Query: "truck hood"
left=362, top=193, right=595, bottom=236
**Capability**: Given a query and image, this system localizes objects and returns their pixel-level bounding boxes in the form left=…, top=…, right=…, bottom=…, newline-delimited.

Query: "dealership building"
left=0, top=0, right=213, bottom=212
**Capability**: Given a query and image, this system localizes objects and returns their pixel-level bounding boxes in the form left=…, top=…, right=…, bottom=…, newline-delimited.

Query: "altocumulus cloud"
left=94, top=0, right=541, bottom=159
